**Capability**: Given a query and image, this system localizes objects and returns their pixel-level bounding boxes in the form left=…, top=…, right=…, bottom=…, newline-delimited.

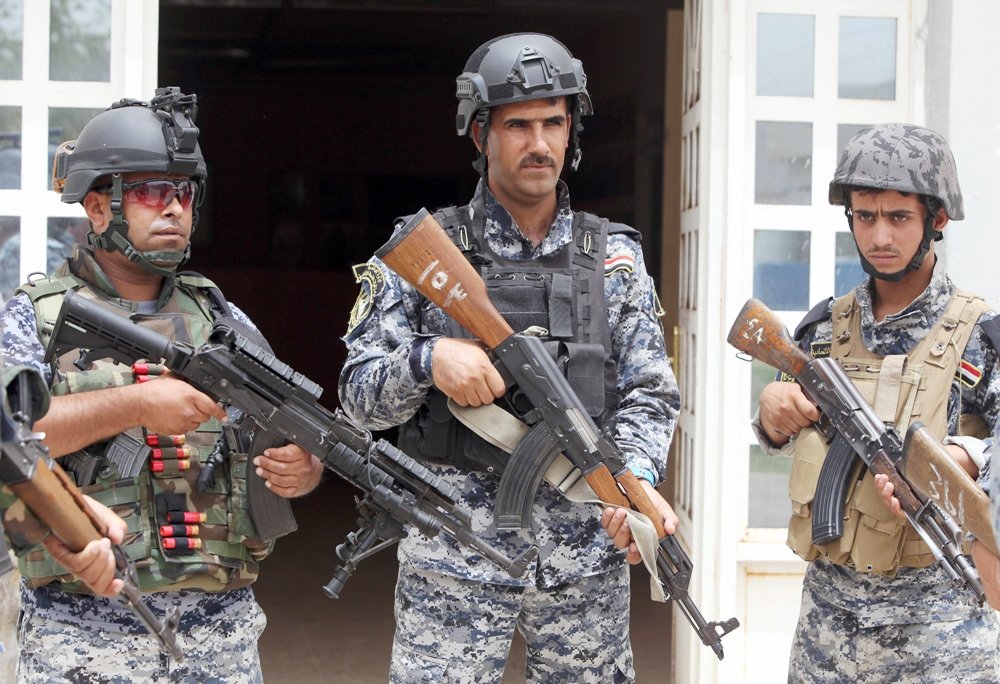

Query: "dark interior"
left=159, top=1, right=677, bottom=679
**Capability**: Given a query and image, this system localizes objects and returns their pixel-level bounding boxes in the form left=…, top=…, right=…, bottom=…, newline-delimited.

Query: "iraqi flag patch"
left=956, top=360, right=983, bottom=388
left=605, top=253, right=635, bottom=276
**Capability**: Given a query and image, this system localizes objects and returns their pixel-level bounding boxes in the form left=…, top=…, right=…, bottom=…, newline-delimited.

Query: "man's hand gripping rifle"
left=728, top=297, right=997, bottom=604
left=47, top=291, right=536, bottom=598
left=1, top=366, right=182, bottom=660
left=376, top=208, right=740, bottom=660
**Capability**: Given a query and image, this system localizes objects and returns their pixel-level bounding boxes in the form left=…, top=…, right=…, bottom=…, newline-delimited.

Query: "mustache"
left=520, top=154, right=555, bottom=167
left=864, top=246, right=900, bottom=257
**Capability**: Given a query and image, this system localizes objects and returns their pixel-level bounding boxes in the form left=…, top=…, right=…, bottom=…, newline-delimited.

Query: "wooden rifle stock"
left=10, top=460, right=108, bottom=551
left=377, top=209, right=668, bottom=537
left=376, top=208, right=514, bottom=349
left=726, top=298, right=810, bottom=377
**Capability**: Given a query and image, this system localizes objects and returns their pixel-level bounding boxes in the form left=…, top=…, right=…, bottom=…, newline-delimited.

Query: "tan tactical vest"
left=786, top=290, right=989, bottom=575
left=15, top=258, right=268, bottom=593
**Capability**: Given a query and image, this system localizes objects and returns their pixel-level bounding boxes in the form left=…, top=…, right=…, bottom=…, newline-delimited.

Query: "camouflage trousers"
left=390, top=563, right=635, bottom=684
left=16, top=582, right=266, bottom=683
left=788, top=579, right=1000, bottom=683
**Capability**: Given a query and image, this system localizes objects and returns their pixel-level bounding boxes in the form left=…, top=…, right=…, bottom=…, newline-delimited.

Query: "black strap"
left=794, top=297, right=834, bottom=341
left=175, top=271, right=274, bottom=354
left=979, top=315, right=1000, bottom=354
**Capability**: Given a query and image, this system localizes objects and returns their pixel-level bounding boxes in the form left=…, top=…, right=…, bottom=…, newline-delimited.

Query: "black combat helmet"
left=456, top=33, right=592, bottom=173
left=829, top=123, right=962, bottom=282
left=52, top=87, right=207, bottom=277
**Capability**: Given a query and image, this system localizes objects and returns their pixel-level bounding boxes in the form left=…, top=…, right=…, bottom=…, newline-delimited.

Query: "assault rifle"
left=728, top=297, right=996, bottom=604
left=376, top=208, right=739, bottom=660
left=0, top=366, right=182, bottom=660
left=47, top=290, right=535, bottom=598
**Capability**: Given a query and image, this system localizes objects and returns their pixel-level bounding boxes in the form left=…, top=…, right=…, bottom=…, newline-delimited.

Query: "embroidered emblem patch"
left=810, top=341, right=831, bottom=359
left=604, top=254, right=634, bottom=276
left=956, top=360, right=983, bottom=388
left=347, top=263, right=385, bottom=334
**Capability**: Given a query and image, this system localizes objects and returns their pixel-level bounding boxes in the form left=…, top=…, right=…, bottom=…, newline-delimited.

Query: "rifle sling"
left=448, top=399, right=667, bottom=603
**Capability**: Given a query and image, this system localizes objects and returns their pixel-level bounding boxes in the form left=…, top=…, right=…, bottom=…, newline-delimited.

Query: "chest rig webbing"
left=398, top=205, right=630, bottom=474
left=786, top=289, right=989, bottom=575
left=16, top=266, right=268, bottom=592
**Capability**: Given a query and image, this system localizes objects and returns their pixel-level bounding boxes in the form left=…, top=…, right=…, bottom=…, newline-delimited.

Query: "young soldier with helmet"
left=339, top=33, right=679, bottom=682
left=755, top=124, right=1000, bottom=682
left=0, top=87, right=323, bottom=682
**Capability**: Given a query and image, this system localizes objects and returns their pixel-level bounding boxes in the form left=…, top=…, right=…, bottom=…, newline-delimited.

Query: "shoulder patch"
left=347, top=263, right=385, bottom=335
left=956, top=360, right=983, bottom=389
left=605, top=254, right=635, bottom=277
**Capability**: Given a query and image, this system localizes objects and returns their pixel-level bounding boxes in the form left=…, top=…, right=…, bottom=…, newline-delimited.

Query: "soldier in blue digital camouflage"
left=754, top=123, right=1000, bottom=682
left=339, top=33, right=680, bottom=683
left=0, top=88, right=324, bottom=682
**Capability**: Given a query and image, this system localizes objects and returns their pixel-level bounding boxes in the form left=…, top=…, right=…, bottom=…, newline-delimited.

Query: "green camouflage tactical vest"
left=11, top=248, right=269, bottom=593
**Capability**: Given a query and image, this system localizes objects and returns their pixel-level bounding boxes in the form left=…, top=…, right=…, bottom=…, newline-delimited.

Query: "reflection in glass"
left=0, top=106, right=20, bottom=189
left=0, top=216, right=20, bottom=299
left=50, top=0, right=110, bottom=82
left=749, top=444, right=793, bottom=528
left=48, top=108, right=101, bottom=189
left=757, top=13, right=814, bottom=97
left=839, top=17, right=896, bottom=100
left=835, top=232, right=864, bottom=297
left=754, top=229, right=811, bottom=311
left=755, top=121, right=812, bottom=205
left=0, top=0, right=23, bottom=80
left=47, top=216, right=88, bottom=267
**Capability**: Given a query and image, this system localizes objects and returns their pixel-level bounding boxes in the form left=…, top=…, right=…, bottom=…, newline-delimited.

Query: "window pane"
left=839, top=17, right=896, bottom=100
left=0, top=215, right=20, bottom=299
left=837, top=123, right=869, bottom=156
left=749, top=444, right=792, bottom=528
left=47, top=216, right=88, bottom=268
left=755, top=121, right=812, bottom=205
left=749, top=359, right=779, bottom=418
left=835, top=231, right=864, bottom=297
left=757, top=13, right=814, bottom=97
left=0, top=0, right=23, bottom=80
left=0, top=106, right=20, bottom=189
left=48, top=107, right=101, bottom=188
left=49, top=0, right=110, bottom=82
left=754, top=229, right=810, bottom=311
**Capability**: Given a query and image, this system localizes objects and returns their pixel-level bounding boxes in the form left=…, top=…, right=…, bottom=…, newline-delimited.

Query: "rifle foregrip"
left=617, top=470, right=667, bottom=538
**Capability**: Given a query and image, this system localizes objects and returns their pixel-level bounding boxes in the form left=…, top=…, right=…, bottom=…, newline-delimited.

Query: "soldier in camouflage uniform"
left=1, top=88, right=323, bottom=683
left=339, top=33, right=680, bottom=683
left=755, top=123, right=1000, bottom=683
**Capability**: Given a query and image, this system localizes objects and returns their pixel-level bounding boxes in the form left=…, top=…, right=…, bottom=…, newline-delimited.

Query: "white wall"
left=927, top=0, right=1000, bottom=308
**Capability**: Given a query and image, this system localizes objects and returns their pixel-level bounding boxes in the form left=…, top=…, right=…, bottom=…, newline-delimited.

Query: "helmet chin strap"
left=845, top=204, right=942, bottom=282
left=88, top=173, right=191, bottom=279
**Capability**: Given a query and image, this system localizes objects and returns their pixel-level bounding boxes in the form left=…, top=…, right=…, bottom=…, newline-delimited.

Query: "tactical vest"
left=14, top=255, right=268, bottom=593
left=397, top=205, right=634, bottom=473
left=786, top=289, right=989, bottom=575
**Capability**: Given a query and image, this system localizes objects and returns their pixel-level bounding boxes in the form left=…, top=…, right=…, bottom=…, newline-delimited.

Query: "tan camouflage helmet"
left=829, top=123, right=964, bottom=220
